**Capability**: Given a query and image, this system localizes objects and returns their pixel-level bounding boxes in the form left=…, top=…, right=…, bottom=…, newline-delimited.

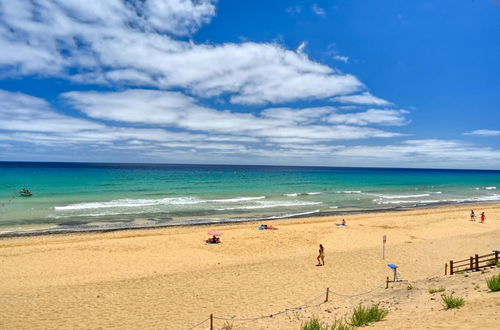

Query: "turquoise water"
left=1, top=162, right=499, bottom=234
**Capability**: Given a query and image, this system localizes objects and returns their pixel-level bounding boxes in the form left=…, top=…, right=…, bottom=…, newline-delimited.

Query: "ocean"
left=1, top=162, right=499, bottom=235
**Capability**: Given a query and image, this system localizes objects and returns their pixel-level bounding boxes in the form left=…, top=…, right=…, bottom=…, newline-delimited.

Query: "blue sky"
left=0, top=0, right=499, bottom=169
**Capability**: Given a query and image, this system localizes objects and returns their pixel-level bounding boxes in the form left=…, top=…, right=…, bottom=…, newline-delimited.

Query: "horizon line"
left=1, top=160, right=499, bottom=172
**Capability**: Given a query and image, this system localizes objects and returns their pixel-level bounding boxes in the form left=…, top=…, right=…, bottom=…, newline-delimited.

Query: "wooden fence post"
left=450, top=260, right=454, bottom=275
left=475, top=254, right=479, bottom=271
left=470, top=256, right=474, bottom=271
left=325, top=287, right=329, bottom=302
left=210, top=313, right=213, bottom=330
left=445, top=263, right=447, bottom=275
left=495, top=251, right=499, bottom=265
left=386, top=276, right=389, bottom=289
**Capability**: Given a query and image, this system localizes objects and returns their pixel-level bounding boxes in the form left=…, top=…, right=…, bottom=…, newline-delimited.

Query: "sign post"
left=383, top=235, right=387, bottom=260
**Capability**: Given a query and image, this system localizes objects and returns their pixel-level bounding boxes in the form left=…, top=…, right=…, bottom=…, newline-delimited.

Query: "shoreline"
left=1, top=199, right=497, bottom=239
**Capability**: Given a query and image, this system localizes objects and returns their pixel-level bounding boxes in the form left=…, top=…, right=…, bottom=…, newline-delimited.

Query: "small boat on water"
left=20, top=189, right=32, bottom=197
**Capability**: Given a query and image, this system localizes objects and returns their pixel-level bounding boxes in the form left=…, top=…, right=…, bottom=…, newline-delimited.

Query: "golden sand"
left=0, top=203, right=499, bottom=329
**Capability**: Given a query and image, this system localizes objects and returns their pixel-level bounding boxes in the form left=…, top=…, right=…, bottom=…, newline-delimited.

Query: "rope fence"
left=185, top=264, right=446, bottom=329
left=186, top=317, right=211, bottom=330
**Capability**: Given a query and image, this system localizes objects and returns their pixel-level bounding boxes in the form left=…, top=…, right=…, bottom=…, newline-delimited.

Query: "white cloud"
left=333, top=139, right=500, bottom=165
left=464, top=129, right=500, bottom=136
left=0, top=89, right=406, bottom=162
left=0, top=0, right=364, bottom=105
left=62, top=89, right=404, bottom=141
left=326, top=109, right=409, bottom=126
left=0, top=90, right=104, bottom=133
left=1, top=89, right=499, bottom=168
left=331, top=92, right=392, bottom=105
left=312, top=4, right=326, bottom=16
left=296, top=41, right=307, bottom=54
left=261, top=106, right=333, bottom=124
left=63, top=90, right=202, bottom=125
left=141, top=0, right=217, bottom=36
left=333, top=55, right=349, bottom=63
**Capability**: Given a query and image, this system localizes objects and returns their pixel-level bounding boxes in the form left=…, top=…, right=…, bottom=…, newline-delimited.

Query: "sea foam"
left=215, top=200, right=321, bottom=211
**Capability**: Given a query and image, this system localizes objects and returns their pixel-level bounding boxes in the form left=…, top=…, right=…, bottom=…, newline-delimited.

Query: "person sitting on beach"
left=206, top=235, right=218, bottom=244
left=470, top=210, right=476, bottom=221
left=342, top=219, right=346, bottom=226
left=316, top=244, right=325, bottom=266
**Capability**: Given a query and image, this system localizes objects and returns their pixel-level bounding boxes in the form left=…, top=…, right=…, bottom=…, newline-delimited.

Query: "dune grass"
left=486, top=274, right=500, bottom=292
left=300, top=317, right=353, bottom=330
left=330, top=319, right=353, bottom=330
left=441, top=295, right=465, bottom=309
left=349, top=305, right=388, bottom=327
left=301, top=317, right=325, bottom=330
left=428, top=287, right=445, bottom=294
left=300, top=305, right=389, bottom=330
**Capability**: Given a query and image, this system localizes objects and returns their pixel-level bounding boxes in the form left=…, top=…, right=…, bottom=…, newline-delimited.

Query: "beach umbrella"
left=208, top=230, right=223, bottom=236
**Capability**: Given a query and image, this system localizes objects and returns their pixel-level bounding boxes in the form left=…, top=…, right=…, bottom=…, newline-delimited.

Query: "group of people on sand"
left=470, top=210, right=486, bottom=223
left=206, top=236, right=221, bottom=244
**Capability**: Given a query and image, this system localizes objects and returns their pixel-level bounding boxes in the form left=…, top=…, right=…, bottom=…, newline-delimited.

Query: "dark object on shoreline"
left=20, top=189, right=32, bottom=197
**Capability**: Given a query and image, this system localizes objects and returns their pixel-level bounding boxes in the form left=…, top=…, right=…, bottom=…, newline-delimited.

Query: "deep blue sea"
left=1, top=162, right=499, bottom=235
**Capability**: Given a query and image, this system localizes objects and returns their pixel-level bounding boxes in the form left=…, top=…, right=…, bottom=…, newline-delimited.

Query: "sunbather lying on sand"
left=258, top=224, right=278, bottom=230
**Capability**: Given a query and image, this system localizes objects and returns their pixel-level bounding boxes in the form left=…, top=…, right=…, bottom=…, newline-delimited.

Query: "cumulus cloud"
left=331, top=92, right=391, bottom=105
left=0, top=0, right=364, bottom=105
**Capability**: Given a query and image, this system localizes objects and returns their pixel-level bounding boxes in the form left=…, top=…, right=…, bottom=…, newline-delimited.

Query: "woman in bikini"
left=317, top=244, right=325, bottom=266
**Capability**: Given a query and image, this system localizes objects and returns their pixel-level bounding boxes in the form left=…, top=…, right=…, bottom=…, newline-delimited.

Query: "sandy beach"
left=0, top=203, right=499, bottom=329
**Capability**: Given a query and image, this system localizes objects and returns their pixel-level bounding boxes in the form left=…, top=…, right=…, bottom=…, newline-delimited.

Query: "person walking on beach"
left=470, top=210, right=476, bottom=221
left=317, top=244, right=325, bottom=266
left=480, top=212, right=486, bottom=223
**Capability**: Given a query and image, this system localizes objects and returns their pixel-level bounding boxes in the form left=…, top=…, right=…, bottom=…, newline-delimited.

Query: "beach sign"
left=382, top=235, right=387, bottom=259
